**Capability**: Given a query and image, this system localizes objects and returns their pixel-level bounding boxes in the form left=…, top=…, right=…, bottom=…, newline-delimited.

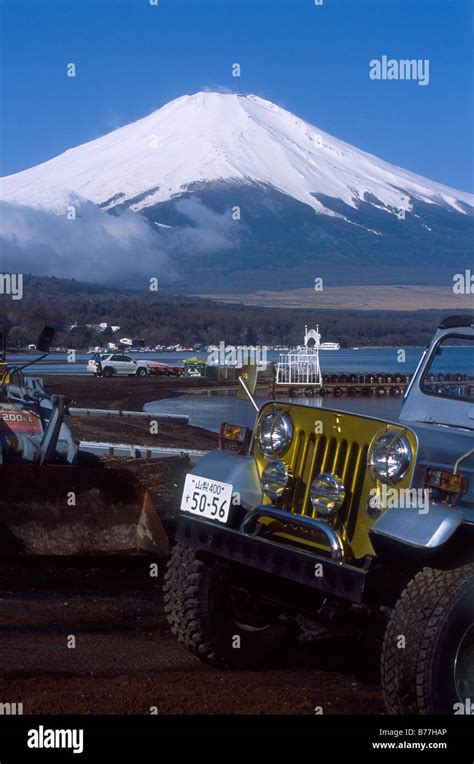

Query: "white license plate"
left=180, top=474, right=233, bottom=524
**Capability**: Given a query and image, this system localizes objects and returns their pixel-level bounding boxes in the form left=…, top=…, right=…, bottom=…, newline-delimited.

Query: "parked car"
left=164, top=315, right=474, bottom=715
left=147, top=361, right=183, bottom=377
left=87, top=353, right=149, bottom=377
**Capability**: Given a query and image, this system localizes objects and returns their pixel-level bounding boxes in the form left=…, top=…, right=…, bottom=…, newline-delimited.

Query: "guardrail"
left=69, top=407, right=189, bottom=423
left=79, top=441, right=207, bottom=461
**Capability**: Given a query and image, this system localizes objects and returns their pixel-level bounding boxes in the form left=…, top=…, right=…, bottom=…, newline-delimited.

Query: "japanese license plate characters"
left=180, top=474, right=233, bottom=523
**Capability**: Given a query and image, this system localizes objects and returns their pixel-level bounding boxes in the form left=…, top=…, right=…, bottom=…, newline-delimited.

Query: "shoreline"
left=40, top=374, right=236, bottom=414
left=40, top=374, right=221, bottom=452
left=11, top=344, right=426, bottom=354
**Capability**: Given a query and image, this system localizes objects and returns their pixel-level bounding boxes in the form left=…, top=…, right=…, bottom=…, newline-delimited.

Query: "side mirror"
left=36, top=326, right=55, bottom=354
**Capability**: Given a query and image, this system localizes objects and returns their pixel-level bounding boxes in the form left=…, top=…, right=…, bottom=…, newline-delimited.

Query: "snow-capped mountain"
left=1, top=91, right=472, bottom=216
left=1, top=92, right=472, bottom=290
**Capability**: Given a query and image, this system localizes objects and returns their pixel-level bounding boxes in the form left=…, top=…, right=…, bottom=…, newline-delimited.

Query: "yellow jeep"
left=165, top=316, right=474, bottom=715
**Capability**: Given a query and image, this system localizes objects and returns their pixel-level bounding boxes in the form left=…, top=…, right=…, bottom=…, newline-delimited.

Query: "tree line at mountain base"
left=0, top=276, right=464, bottom=351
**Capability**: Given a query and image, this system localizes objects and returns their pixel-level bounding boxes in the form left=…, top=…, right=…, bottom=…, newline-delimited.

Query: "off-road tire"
left=163, top=542, right=295, bottom=669
left=381, top=564, right=474, bottom=714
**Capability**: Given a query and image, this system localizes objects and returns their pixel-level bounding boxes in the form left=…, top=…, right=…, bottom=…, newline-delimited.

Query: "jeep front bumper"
left=177, top=509, right=367, bottom=604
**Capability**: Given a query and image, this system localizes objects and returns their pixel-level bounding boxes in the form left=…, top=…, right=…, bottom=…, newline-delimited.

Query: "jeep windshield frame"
left=399, top=326, right=474, bottom=430
left=420, top=333, right=474, bottom=404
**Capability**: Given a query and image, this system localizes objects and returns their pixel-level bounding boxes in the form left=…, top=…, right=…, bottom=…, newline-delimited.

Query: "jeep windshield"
left=420, top=335, right=474, bottom=403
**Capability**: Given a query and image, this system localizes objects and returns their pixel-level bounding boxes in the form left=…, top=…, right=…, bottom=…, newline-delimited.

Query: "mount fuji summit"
left=1, top=92, right=472, bottom=290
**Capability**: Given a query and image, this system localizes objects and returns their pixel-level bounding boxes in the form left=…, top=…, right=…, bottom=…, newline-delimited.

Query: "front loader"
left=0, top=326, right=168, bottom=557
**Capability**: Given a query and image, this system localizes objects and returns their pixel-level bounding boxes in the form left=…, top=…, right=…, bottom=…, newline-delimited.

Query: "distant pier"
left=266, top=367, right=474, bottom=398
left=270, top=370, right=412, bottom=398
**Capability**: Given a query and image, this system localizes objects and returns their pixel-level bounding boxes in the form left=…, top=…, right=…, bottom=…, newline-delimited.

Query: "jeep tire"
left=163, top=542, right=295, bottom=669
left=381, top=564, right=474, bottom=714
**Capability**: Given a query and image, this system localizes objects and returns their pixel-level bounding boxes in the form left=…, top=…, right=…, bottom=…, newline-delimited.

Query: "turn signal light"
left=424, top=468, right=468, bottom=506
left=219, top=422, right=252, bottom=454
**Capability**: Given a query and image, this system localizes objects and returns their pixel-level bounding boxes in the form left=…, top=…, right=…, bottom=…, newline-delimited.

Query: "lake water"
left=144, top=392, right=403, bottom=433
left=15, top=344, right=468, bottom=432
left=11, top=346, right=474, bottom=377
left=12, top=347, right=427, bottom=376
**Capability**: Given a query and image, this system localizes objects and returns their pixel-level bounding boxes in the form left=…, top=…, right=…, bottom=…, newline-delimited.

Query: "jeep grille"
left=287, top=431, right=368, bottom=536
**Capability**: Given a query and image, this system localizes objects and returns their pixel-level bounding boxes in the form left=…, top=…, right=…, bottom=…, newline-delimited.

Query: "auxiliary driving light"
left=310, top=472, right=346, bottom=517
left=368, top=430, right=412, bottom=484
left=261, top=460, right=291, bottom=501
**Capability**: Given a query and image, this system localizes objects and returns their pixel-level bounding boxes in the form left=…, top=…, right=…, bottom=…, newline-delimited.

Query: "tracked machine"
left=0, top=326, right=168, bottom=556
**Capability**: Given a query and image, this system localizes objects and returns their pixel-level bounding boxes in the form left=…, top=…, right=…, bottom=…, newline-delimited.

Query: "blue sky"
left=1, top=0, right=473, bottom=191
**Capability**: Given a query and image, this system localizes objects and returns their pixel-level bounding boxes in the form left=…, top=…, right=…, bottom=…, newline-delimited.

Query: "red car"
left=147, top=361, right=183, bottom=377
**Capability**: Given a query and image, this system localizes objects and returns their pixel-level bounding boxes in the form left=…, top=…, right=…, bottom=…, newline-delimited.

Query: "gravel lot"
left=0, top=562, right=384, bottom=715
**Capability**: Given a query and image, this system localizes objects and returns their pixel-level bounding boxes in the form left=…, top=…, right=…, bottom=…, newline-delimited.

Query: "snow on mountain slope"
left=1, top=92, right=472, bottom=218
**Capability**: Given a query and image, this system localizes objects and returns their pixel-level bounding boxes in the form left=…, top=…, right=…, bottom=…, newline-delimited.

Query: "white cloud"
left=0, top=197, right=240, bottom=286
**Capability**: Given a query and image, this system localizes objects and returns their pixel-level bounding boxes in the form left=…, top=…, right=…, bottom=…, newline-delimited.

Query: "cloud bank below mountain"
left=0, top=197, right=239, bottom=286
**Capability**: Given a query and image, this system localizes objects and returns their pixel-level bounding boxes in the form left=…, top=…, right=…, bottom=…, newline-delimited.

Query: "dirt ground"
left=0, top=374, right=385, bottom=715
left=0, top=562, right=384, bottom=715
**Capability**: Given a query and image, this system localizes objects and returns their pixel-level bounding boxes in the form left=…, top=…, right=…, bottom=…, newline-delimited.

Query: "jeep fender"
left=370, top=501, right=474, bottom=555
left=190, top=450, right=262, bottom=510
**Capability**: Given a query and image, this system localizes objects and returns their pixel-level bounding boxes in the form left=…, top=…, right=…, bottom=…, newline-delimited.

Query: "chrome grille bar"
left=287, top=433, right=369, bottom=538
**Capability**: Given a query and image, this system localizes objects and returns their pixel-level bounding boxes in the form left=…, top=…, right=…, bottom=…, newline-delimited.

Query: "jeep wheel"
left=381, top=565, right=474, bottom=714
left=163, top=542, right=295, bottom=669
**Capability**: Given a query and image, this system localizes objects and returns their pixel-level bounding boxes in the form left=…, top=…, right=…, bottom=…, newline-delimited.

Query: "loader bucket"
left=0, top=464, right=169, bottom=556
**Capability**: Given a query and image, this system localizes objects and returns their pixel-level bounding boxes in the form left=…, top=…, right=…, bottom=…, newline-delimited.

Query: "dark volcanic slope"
left=141, top=181, right=474, bottom=291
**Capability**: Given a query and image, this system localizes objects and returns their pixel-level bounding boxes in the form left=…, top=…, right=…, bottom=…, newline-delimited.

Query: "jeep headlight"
left=261, top=460, right=291, bottom=501
left=369, top=430, right=411, bottom=483
left=257, top=410, right=293, bottom=457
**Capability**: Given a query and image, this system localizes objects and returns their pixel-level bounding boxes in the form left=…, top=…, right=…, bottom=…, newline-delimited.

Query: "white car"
left=87, top=353, right=149, bottom=377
